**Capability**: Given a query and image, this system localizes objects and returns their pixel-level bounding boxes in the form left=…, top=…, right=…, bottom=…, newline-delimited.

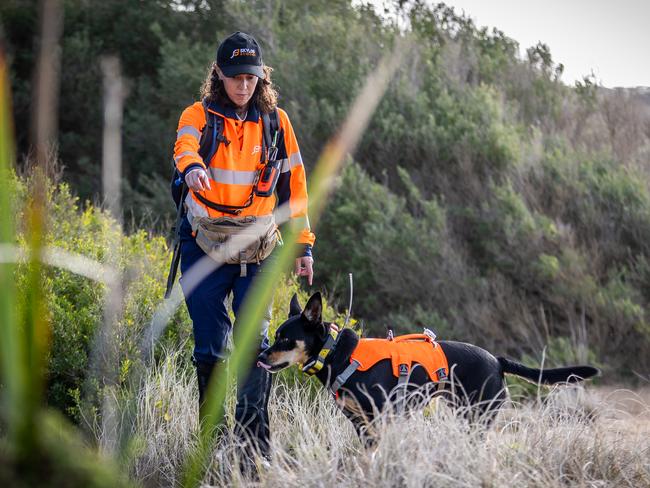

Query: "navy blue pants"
left=179, top=216, right=271, bottom=364
left=179, top=216, right=273, bottom=455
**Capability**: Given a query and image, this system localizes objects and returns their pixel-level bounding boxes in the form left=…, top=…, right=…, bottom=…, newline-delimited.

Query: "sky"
left=373, top=0, right=650, bottom=88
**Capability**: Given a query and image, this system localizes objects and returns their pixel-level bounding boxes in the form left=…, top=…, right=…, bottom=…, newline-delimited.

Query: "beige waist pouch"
left=193, top=215, right=279, bottom=276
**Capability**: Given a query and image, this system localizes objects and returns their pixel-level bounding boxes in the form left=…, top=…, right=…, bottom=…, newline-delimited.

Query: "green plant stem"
left=0, top=42, right=22, bottom=452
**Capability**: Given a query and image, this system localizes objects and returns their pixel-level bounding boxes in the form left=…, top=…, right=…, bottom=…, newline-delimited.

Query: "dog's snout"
left=257, top=349, right=269, bottom=362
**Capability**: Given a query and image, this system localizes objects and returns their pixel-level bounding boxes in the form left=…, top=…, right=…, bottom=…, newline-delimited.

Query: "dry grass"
left=115, top=350, right=650, bottom=487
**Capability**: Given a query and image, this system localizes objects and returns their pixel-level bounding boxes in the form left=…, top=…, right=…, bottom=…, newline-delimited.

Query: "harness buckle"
left=423, top=328, right=437, bottom=341
left=302, top=359, right=317, bottom=374
left=398, top=363, right=409, bottom=377
left=240, top=250, right=247, bottom=277
left=395, top=363, right=410, bottom=414
left=436, top=367, right=448, bottom=381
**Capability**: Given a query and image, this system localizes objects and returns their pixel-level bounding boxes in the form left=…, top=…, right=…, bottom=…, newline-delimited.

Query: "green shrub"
left=12, top=172, right=351, bottom=422
left=316, top=161, right=462, bottom=336
left=459, top=179, right=558, bottom=287
left=11, top=174, right=191, bottom=422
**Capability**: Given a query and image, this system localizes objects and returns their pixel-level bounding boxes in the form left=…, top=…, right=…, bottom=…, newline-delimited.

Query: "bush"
left=12, top=173, right=191, bottom=422
left=316, top=161, right=466, bottom=337
left=12, top=171, right=350, bottom=423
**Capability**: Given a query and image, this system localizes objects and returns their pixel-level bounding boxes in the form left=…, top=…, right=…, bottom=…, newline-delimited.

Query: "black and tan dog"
left=257, top=293, right=599, bottom=440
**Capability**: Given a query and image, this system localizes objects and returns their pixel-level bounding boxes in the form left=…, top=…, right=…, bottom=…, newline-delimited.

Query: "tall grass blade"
left=0, top=37, right=22, bottom=452
left=179, top=39, right=408, bottom=487
left=0, top=244, right=117, bottom=284
left=17, top=169, right=49, bottom=459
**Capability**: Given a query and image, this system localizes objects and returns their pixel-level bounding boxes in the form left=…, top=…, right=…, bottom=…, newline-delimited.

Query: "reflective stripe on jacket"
left=174, top=101, right=315, bottom=246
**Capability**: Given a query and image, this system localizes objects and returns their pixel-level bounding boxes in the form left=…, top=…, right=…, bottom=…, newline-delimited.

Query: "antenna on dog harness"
left=344, top=273, right=353, bottom=328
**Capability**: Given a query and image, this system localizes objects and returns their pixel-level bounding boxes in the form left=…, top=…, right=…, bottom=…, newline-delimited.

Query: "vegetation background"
left=1, top=0, right=649, bottom=486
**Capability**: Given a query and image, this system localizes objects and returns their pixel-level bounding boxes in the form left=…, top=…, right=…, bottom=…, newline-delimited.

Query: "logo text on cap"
left=230, top=48, right=257, bottom=59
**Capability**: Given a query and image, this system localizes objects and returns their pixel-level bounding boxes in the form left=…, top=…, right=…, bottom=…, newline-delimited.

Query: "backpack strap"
left=192, top=101, right=256, bottom=215
left=189, top=105, right=280, bottom=214
left=198, top=100, right=229, bottom=164
left=261, top=109, right=280, bottom=163
left=165, top=102, right=233, bottom=297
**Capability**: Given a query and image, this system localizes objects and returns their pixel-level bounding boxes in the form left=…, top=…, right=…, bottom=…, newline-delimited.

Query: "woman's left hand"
left=295, top=256, right=314, bottom=286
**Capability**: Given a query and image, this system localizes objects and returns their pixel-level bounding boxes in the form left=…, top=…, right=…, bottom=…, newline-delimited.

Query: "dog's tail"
left=497, top=357, right=599, bottom=384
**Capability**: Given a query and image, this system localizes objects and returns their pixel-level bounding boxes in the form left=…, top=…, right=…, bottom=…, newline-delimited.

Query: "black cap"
left=217, top=32, right=264, bottom=78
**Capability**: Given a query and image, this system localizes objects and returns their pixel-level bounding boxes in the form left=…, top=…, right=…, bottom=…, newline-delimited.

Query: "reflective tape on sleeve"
left=174, top=150, right=200, bottom=164
left=280, top=151, right=304, bottom=173
left=177, top=125, right=201, bottom=140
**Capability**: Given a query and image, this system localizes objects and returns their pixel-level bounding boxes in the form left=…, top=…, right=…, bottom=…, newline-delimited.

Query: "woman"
left=172, top=31, right=315, bottom=456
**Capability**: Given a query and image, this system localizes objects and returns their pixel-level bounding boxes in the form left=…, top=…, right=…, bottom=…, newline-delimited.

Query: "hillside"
left=616, top=86, right=650, bottom=116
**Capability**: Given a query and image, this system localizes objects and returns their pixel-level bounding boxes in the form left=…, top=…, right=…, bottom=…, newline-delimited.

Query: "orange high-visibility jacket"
left=351, top=335, right=449, bottom=382
left=173, top=101, right=315, bottom=246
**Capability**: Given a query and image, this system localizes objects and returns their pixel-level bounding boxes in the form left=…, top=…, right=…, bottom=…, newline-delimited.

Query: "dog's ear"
left=302, top=292, right=322, bottom=324
left=289, top=293, right=302, bottom=318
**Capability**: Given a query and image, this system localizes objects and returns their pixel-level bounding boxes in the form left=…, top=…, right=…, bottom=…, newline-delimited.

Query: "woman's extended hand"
left=185, top=168, right=212, bottom=192
left=295, top=256, right=314, bottom=286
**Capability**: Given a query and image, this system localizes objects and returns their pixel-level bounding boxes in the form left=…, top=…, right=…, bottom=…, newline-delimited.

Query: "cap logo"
left=230, top=48, right=256, bottom=59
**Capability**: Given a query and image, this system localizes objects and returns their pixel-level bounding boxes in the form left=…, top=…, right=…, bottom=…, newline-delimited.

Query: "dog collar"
left=302, top=328, right=339, bottom=376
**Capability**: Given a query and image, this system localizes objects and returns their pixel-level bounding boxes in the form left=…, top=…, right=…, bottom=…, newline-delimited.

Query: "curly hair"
left=200, top=62, right=278, bottom=113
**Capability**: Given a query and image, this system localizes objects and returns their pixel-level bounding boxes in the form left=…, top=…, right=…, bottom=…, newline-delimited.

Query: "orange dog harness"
left=330, top=333, right=449, bottom=394
left=351, top=334, right=449, bottom=382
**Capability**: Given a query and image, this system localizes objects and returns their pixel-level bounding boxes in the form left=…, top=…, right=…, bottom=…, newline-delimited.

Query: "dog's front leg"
left=347, top=413, right=377, bottom=448
left=337, top=395, right=377, bottom=448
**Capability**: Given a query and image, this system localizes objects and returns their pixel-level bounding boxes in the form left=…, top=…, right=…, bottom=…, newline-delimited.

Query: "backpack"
left=170, top=101, right=280, bottom=210
left=164, top=101, right=280, bottom=298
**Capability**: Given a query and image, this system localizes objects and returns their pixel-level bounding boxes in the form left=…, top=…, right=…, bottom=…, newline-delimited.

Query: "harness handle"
left=392, top=333, right=433, bottom=343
